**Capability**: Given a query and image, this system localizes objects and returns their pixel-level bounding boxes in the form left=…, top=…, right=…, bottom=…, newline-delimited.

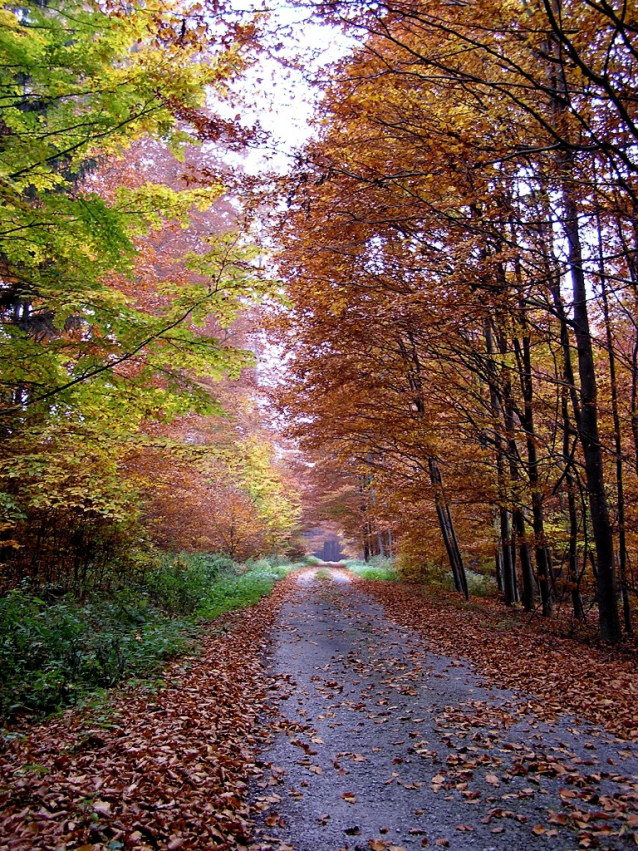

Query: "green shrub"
left=0, top=552, right=292, bottom=719
left=465, top=571, right=497, bottom=597
left=0, top=588, right=195, bottom=717
left=344, top=557, right=397, bottom=581
left=144, top=552, right=235, bottom=615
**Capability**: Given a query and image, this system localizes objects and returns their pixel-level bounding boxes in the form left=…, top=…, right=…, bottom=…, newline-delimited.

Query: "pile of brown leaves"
left=0, top=576, right=296, bottom=851
left=360, top=581, right=638, bottom=741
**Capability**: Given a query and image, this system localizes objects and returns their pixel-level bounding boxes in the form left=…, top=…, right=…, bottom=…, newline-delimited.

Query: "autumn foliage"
left=0, top=1, right=300, bottom=591
left=269, top=0, right=638, bottom=641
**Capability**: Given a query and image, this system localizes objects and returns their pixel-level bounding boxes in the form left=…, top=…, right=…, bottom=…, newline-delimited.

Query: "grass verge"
left=344, top=556, right=397, bottom=581
left=0, top=554, right=301, bottom=720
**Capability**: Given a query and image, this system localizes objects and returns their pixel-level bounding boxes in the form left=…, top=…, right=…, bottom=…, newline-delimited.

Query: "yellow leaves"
left=0, top=8, right=21, bottom=29
left=115, top=183, right=224, bottom=234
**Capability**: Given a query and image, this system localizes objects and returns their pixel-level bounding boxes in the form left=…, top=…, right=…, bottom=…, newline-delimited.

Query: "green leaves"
left=0, top=1, right=272, bottom=588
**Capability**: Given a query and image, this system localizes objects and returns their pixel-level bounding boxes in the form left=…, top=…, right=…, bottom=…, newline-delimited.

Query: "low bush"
left=345, top=556, right=397, bottom=581
left=0, top=587, right=195, bottom=718
left=0, top=553, right=293, bottom=720
left=430, top=567, right=497, bottom=598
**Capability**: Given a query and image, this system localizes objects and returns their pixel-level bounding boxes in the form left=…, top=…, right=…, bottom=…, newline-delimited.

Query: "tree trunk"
left=597, top=223, right=632, bottom=635
left=428, top=456, right=469, bottom=600
left=561, top=391, right=585, bottom=620
left=562, top=184, right=621, bottom=641
left=485, top=319, right=516, bottom=605
left=513, top=330, right=552, bottom=615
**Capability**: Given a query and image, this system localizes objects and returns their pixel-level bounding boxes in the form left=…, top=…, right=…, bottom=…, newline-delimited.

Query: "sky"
left=213, top=1, right=356, bottom=173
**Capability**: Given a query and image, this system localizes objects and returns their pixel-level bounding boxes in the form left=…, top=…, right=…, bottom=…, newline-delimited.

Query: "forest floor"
left=2, top=568, right=638, bottom=851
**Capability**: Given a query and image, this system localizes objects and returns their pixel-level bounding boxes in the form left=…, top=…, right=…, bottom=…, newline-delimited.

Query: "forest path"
left=251, top=569, right=638, bottom=851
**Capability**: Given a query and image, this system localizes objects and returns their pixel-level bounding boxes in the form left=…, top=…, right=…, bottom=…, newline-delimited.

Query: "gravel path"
left=250, top=569, right=638, bottom=851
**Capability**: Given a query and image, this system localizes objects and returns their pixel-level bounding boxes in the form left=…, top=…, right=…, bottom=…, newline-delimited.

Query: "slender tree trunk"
left=397, top=331, right=469, bottom=598
left=485, top=319, right=516, bottom=605
left=513, top=330, right=552, bottom=615
left=596, top=222, right=632, bottom=635
left=428, top=456, right=469, bottom=600
left=543, top=228, right=590, bottom=622
left=562, top=391, right=585, bottom=620
left=562, top=184, right=621, bottom=641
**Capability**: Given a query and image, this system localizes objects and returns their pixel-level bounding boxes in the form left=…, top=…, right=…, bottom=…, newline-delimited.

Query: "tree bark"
left=428, top=456, right=469, bottom=600
left=562, top=184, right=621, bottom=641
left=597, top=239, right=632, bottom=635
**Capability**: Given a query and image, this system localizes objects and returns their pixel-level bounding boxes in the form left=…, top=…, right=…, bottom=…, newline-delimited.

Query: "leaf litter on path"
left=251, top=569, right=638, bottom=851
left=4, top=568, right=638, bottom=851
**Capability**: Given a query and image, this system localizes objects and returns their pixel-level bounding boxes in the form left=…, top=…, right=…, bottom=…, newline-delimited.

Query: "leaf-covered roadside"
left=0, top=575, right=297, bottom=851
left=359, top=581, right=638, bottom=742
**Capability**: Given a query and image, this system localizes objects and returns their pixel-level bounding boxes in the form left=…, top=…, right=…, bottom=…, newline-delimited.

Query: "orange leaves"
left=362, top=579, right=638, bottom=742
left=0, top=577, right=295, bottom=850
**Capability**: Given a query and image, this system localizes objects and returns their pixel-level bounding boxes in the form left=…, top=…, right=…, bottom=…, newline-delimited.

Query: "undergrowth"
left=0, top=553, right=302, bottom=720
left=345, top=556, right=397, bottom=581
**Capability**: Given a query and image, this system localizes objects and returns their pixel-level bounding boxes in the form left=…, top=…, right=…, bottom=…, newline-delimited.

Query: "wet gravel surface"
left=250, top=570, right=638, bottom=851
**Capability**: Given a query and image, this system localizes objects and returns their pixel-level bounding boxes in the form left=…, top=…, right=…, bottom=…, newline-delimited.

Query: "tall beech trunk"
left=614, top=218, right=638, bottom=477
left=540, top=207, right=590, bottom=622
left=495, top=317, right=532, bottom=608
left=513, top=330, right=552, bottom=614
left=428, top=456, right=469, bottom=600
left=398, top=332, right=469, bottom=598
left=547, top=26, right=621, bottom=638
left=596, top=221, right=632, bottom=635
left=485, top=319, right=516, bottom=605
left=562, top=184, right=621, bottom=641
left=562, top=391, right=585, bottom=620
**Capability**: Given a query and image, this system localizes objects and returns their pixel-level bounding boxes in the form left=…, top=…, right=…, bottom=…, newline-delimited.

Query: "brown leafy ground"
left=360, top=581, right=638, bottom=742
left=0, top=575, right=297, bottom=851
left=2, top=571, right=638, bottom=851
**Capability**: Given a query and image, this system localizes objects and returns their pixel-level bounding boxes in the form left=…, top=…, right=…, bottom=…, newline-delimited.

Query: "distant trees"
left=273, top=0, right=638, bottom=640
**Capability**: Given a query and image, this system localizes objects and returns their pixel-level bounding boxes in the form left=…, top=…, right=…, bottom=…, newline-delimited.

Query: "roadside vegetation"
left=0, top=554, right=301, bottom=720
left=345, top=556, right=397, bottom=582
